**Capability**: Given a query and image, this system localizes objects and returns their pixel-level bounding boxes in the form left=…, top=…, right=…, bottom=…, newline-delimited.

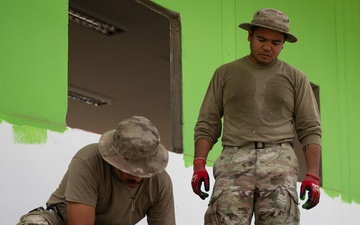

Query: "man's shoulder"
left=151, top=170, right=171, bottom=181
left=277, top=59, right=304, bottom=73
left=218, top=57, right=247, bottom=69
left=72, top=143, right=103, bottom=163
left=213, top=57, right=248, bottom=77
left=75, top=143, right=99, bottom=156
left=148, top=170, right=172, bottom=188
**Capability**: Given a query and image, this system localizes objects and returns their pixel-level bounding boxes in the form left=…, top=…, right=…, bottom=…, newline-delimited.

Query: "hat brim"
left=239, top=23, right=297, bottom=43
left=98, top=129, right=169, bottom=178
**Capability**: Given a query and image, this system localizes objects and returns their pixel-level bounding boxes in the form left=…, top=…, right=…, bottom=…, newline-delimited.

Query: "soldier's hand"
left=300, top=173, right=320, bottom=209
left=191, top=157, right=210, bottom=200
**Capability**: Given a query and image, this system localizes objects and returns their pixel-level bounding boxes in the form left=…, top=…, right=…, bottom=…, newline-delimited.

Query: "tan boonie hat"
left=239, top=8, right=297, bottom=43
left=99, top=116, right=168, bottom=178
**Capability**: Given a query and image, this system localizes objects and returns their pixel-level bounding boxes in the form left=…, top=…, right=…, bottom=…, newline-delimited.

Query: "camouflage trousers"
left=205, top=143, right=300, bottom=225
left=17, top=206, right=65, bottom=225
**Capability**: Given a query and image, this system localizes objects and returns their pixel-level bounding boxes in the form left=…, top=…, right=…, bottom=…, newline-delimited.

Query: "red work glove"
left=300, top=173, right=320, bottom=209
left=191, top=157, right=210, bottom=200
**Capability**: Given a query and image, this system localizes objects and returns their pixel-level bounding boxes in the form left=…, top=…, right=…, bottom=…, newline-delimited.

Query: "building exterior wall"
left=154, top=0, right=360, bottom=204
left=1, top=0, right=360, bottom=224
left=0, top=0, right=68, bottom=132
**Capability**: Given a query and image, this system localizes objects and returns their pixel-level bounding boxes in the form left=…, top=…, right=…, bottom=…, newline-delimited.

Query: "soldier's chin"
left=126, top=180, right=142, bottom=188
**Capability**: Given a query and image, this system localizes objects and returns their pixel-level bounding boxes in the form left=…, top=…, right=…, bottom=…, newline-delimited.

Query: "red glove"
left=300, top=173, right=320, bottom=209
left=191, top=157, right=210, bottom=200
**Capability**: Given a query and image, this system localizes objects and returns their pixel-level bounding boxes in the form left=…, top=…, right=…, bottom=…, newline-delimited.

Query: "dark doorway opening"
left=66, top=0, right=182, bottom=153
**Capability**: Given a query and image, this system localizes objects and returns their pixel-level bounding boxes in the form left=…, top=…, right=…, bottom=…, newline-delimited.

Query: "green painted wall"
left=0, top=0, right=359, bottom=204
left=0, top=0, right=68, bottom=135
left=153, top=0, right=360, bottom=203
left=331, top=0, right=360, bottom=203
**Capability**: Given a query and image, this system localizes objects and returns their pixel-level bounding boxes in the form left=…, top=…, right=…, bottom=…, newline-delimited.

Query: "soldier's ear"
left=248, top=30, right=253, bottom=41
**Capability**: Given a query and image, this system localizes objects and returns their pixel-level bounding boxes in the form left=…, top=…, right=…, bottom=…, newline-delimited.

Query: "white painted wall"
left=1, top=122, right=359, bottom=224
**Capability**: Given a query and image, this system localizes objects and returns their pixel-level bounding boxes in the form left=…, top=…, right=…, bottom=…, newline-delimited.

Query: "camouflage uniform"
left=205, top=143, right=300, bottom=225
left=17, top=207, right=64, bottom=225
left=194, top=7, right=321, bottom=225
left=17, top=214, right=49, bottom=225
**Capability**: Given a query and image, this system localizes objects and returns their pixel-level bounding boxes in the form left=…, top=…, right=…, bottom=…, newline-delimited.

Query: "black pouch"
left=17, top=206, right=65, bottom=225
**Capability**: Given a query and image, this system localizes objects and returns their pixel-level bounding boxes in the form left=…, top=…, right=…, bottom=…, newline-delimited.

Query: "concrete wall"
left=2, top=122, right=360, bottom=224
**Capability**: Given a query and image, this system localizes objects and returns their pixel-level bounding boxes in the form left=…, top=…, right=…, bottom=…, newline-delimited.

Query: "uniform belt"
left=255, top=142, right=269, bottom=149
left=224, top=142, right=292, bottom=150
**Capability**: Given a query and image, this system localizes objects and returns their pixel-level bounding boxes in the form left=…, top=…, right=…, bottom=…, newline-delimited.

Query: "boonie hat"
left=99, top=116, right=168, bottom=178
left=239, top=8, right=297, bottom=43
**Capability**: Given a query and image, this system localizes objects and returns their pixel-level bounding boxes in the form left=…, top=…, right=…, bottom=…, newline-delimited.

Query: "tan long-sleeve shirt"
left=47, top=144, right=175, bottom=225
left=195, top=56, right=321, bottom=149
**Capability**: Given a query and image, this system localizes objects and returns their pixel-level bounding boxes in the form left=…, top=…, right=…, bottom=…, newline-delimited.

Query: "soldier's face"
left=113, top=168, right=143, bottom=188
left=248, top=27, right=285, bottom=65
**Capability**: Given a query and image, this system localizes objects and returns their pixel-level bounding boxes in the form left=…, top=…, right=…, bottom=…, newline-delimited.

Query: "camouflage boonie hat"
left=99, top=116, right=168, bottom=178
left=239, top=8, right=297, bottom=43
